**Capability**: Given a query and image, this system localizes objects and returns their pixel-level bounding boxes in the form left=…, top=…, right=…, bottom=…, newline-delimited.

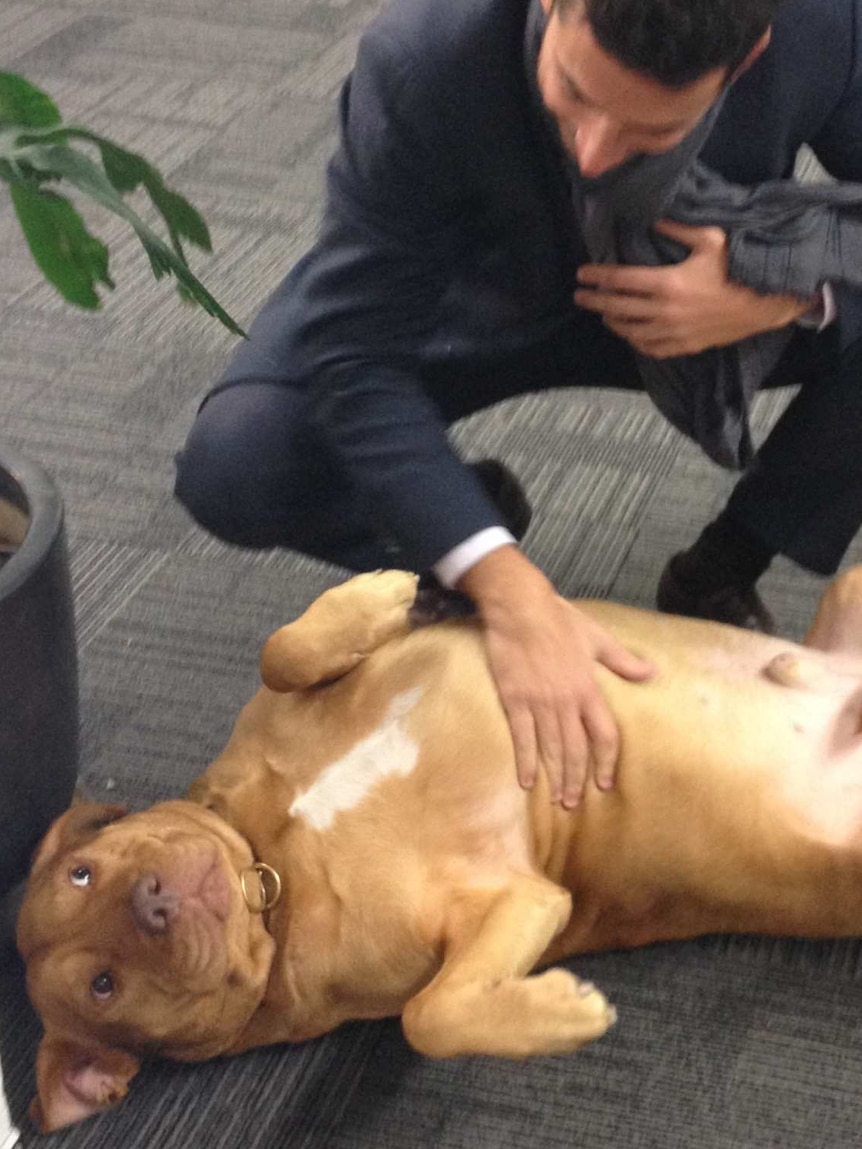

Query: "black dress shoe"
left=656, top=552, right=776, bottom=633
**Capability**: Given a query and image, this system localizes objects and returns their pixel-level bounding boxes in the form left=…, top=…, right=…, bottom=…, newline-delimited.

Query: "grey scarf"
left=526, top=0, right=862, bottom=468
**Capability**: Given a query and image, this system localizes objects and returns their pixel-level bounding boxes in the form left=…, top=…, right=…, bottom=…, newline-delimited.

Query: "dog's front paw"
left=262, top=571, right=419, bottom=691
left=353, top=570, right=421, bottom=639
left=353, top=569, right=419, bottom=603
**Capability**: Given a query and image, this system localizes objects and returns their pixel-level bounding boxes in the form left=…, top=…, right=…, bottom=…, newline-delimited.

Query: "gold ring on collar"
left=240, top=862, right=282, bottom=913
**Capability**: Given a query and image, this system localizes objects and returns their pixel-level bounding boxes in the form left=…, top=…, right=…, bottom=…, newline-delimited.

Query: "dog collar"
left=239, top=862, right=282, bottom=913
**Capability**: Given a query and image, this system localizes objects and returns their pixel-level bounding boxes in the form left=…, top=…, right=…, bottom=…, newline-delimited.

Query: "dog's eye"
left=69, top=865, right=92, bottom=887
left=91, top=972, right=114, bottom=1001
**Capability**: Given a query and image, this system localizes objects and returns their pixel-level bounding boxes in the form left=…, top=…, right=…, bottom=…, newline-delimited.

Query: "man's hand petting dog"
left=458, top=545, right=656, bottom=808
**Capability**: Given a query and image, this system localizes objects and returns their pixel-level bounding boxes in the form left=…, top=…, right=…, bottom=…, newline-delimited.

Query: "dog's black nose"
left=131, top=873, right=178, bottom=935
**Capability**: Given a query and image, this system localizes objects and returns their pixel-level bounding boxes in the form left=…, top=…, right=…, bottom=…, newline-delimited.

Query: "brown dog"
left=17, top=567, right=862, bottom=1131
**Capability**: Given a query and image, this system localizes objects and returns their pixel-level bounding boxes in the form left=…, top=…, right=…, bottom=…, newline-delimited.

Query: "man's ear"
left=28, top=803, right=128, bottom=879
left=729, top=27, right=772, bottom=82
left=30, top=1034, right=141, bottom=1132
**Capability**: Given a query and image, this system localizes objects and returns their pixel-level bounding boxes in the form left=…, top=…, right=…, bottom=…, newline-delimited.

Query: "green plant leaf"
left=7, top=125, right=213, bottom=255
left=16, top=140, right=245, bottom=335
left=10, top=183, right=113, bottom=308
left=0, top=127, right=61, bottom=185
left=82, top=133, right=150, bottom=194
left=0, top=73, right=61, bottom=129
left=1, top=105, right=245, bottom=335
left=92, top=135, right=212, bottom=252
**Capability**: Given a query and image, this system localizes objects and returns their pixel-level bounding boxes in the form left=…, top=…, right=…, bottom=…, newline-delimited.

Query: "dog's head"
left=17, top=801, right=277, bottom=1132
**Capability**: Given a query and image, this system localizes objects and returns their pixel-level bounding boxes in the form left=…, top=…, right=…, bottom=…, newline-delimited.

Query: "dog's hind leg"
left=804, top=566, right=862, bottom=656
left=261, top=570, right=419, bottom=691
left=401, top=876, right=615, bottom=1059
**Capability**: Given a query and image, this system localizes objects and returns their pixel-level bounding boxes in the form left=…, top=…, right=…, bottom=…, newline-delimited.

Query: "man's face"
left=536, top=0, right=728, bottom=177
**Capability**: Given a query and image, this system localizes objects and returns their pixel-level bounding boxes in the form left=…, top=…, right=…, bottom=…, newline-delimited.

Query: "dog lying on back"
left=18, top=568, right=862, bottom=1131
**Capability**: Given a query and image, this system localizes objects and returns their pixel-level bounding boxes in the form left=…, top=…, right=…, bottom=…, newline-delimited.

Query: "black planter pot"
left=0, top=444, right=78, bottom=902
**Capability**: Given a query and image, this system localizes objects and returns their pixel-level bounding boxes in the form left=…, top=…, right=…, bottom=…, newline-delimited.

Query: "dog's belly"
left=585, top=597, right=862, bottom=832
left=772, top=696, right=862, bottom=847
left=545, top=603, right=862, bottom=953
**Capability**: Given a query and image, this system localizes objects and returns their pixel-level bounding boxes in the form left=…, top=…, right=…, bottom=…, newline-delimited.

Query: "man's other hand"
left=574, top=221, right=813, bottom=359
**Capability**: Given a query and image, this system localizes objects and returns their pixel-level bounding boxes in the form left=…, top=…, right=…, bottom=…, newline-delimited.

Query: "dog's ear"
left=30, top=1034, right=141, bottom=1132
left=29, top=803, right=128, bottom=879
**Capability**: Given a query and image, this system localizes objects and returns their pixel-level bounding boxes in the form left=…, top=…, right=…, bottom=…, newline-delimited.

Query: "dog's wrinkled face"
left=18, top=801, right=276, bottom=1132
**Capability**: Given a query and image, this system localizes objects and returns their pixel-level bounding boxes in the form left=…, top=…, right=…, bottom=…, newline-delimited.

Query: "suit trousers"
left=174, top=315, right=862, bottom=577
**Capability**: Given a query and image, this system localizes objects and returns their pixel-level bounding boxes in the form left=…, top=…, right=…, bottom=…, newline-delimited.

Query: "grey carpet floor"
left=3, top=0, right=862, bottom=1145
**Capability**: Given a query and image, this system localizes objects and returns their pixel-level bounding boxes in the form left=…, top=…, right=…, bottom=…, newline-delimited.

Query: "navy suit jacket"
left=221, top=0, right=862, bottom=571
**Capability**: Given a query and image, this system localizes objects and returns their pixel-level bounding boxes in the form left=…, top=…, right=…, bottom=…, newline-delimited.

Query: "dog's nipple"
left=763, top=651, right=824, bottom=690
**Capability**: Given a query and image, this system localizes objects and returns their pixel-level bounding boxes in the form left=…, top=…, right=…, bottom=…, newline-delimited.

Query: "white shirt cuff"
left=797, top=283, right=837, bottom=331
left=432, top=526, right=517, bottom=589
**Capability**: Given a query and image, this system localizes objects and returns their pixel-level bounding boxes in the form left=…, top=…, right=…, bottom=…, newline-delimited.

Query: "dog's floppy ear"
left=29, top=803, right=128, bottom=879
left=30, top=1034, right=141, bottom=1132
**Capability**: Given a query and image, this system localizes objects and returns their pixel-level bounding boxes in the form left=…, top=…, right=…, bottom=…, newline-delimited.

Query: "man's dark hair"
left=557, top=0, right=783, bottom=87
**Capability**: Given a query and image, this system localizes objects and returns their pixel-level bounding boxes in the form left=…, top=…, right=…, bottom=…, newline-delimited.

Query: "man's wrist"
left=456, top=544, right=553, bottom=619
left=731, top=281, right=816, bottom=336
left=753, top=290, right=813, bottom=332
left=796, top=284, right=836, bottom=331
left=432, top=526, right=517, bottom=589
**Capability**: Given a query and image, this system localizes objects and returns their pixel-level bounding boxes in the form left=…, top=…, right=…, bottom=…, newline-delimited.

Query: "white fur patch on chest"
left=289, top=687, right=423, bottom=831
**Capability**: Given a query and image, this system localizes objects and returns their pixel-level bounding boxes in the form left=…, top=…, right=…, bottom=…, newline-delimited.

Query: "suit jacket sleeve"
left=809, top=0, right=862, bottom=180
left=218, top=25, right=508, bottom=572
left=806, top=0, right=862, bottom=341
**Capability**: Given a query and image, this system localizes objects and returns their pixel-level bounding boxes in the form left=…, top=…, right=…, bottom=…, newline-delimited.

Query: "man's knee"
left=173, top=381, right=310, bottom=549
left=174, top=446, right=270, bottom=548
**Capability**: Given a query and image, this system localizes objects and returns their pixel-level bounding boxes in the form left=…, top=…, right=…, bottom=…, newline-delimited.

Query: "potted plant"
left=0, top=73, right=243, bottom=903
